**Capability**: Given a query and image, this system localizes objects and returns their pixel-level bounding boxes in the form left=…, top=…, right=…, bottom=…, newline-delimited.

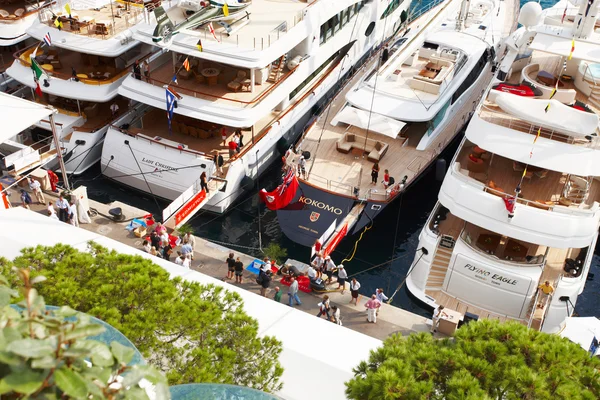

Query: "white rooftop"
left=0, top=207, right=382, bottom=400
left=0, top=92, right=54, bottom=144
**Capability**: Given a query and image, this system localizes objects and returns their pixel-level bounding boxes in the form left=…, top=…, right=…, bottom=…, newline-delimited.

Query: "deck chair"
left=14, top=8, right=24, bottom=17
left=227, top=70, right=247, bottom=92
left=0, top=9, right=9, bottom=17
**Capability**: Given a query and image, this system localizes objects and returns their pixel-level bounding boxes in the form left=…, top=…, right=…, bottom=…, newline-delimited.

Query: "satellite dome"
left=518, top=2, right=543, bottom=28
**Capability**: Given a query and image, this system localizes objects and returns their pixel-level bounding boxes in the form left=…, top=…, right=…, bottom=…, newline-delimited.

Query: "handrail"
left=583, top=62, right=597, bottom=86
left=478, top=104, right=600, bottom=149
left=15, top=44, right=150, bottom=86
left=458, top=233, right=546, bottom=268
left=450, top=162, right=598, bottom=217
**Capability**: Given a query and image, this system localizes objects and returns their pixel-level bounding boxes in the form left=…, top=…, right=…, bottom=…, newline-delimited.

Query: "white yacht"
left=407, top=0, right=600, bottom=333
left=275, top=0, right=518, bottom=247
left=0, top=0, right=53, bottom=91
left=4, top=0, right=154, bottom=175
left=101, top=0, right=411, bottom=212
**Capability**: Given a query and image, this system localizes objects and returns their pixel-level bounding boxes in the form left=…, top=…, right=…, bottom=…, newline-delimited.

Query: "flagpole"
left=49, top=110, right=71, bottom=191
left=256, top=149, right=263, bottom=252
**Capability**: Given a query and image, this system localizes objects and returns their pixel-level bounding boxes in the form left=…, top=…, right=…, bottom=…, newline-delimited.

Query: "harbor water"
left=76, top=0, right=599, bottom=319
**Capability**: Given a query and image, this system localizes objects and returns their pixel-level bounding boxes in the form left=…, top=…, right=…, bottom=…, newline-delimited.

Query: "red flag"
left=208, top=22, right=220, bottom=42
left=259, top=168, right=299, bottom=210
left=503, top=195, right=516, bottom=217
left=34, top=81, right=43, bottom=97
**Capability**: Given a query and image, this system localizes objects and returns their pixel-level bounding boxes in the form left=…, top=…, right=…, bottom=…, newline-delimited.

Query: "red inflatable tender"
left=280, top=275, right=312, bottom=293
left=492, top=83, right=536, bottom=97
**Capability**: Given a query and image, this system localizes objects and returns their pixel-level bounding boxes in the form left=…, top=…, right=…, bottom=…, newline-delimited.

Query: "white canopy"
left=0, top=92, right=54, bottom=144
left=331, top=105, right=406, bottom=139
left=495, top=92, right=599, bottom=138
left=530, top=32, right=600, bottom=64
left=559, top=317, right=600, bottom=356
left=71, top=0, right=112, bottom=11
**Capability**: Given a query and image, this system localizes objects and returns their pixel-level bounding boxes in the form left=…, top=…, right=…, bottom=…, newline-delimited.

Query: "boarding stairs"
left=267, top=54, right=287, bottom=83
left=321, top=202, right=366, bottom=257
left=584, top=75, right=600, bottom=109
left=562, top=174, right=590, bottom=205
left=425, top=235, right=455, bottom=290
left=163, top=176, right=226, bottom=230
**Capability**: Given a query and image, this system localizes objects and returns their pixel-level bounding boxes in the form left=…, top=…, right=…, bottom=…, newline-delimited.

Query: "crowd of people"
left=141, top=223, right=197, bottom=268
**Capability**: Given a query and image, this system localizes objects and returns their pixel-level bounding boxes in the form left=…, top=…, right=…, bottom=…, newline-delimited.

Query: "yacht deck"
left=0, top=0, right=47, bottom=19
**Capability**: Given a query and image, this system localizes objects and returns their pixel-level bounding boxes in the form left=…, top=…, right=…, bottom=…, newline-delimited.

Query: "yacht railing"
left=451, top=162, right=599, bottom=217
left=478, top=104, right=600, bottom=149
left=306, top=173, right=354, bottom=197
left=0, top=0, right=55, bottom=22
left=458, top=232, right=545, bottom=268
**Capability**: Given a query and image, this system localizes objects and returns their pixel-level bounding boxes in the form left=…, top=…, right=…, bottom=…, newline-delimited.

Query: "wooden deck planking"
left=425, top=289, right=517, bottom=323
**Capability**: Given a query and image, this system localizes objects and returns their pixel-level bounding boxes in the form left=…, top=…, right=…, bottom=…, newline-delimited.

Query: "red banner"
left=259, top=168, right=299, bottom=210
left=323, top=223, right=348, bottom=258
left=175, top=189, right=206, bottom=225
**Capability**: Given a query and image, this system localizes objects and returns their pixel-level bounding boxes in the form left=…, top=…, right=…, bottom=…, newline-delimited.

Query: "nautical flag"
left=165, top=86, right=180, bottom=133
left=503, top=195, right=516, bottom=218
left=568, top=38, right=575, bottom=60
left=30, top=46, right=49, bottom=97
left=183, top=57, right=190, bottom=71
left=222, top=2, right=229, bottom=17
left=196, top=38, right=203, bottom=52
left=54, top=18, right=63, bottom=30
left=172, top=74, right=178, bottom=84
left=545, top=81, right=559, bottom=113
left=561, top=3, right=567, bottom=24
left=43, top=32, right=51, bottom=47
left=259, top=167, right=299, bottom=210
left=65, top=3, right=71, bottom=17
left=208, top=22, right=220, bottom=42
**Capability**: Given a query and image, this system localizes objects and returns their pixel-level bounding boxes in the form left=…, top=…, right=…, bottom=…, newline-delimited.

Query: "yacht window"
left=381, top=0, right=404, bottom=19
left=451, top=52, right=488, bottom=104
left=289, top=51, right=339, bottom=100
left=427, top=99, right=451, bottom=136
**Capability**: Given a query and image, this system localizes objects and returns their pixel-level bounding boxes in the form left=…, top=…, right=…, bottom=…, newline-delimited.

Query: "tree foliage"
left=263, top=243, right=288, bottom=264
left=0, top=243, right=283, bottom=392
left=345, top=319, right=600, bottom=400
left=0, top=268, right=169, bottom=399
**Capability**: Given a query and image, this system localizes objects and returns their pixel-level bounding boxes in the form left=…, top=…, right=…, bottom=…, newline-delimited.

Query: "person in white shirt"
left=47, top=201, right=55, bottom=215
left=330, top=305, right=342, bottom=325
left=110, top=102, right=119, bottom=118
left=183, top=232, right=195, bottom=250
left=143, top=240, right=151, bottom=253
left=297, top=155, right=306, bottom=179
left=159, top=231, right=169, bottom=247
left=56, top=195, right=69, bottom=223
left=48, top=208, right=59, bottom=220
left=375, top=288, right=389, bottom=315
left=312, top=253, right=324, bottom=279
left=349, top=278, right=361, bottom=306
left=431, top=305, right=448, bottom=333
left=182, top=254, right=191, bottom=269
left=324, top=256, right=336, bottom=284
left=307, top=265, right=317, bottom=281
left=174, top=251, right=184, bottom=265
left=337, top=264, right=348, bottom=294
left=28, top=178, right=45, bottom=204
left=68, top=200, right=78, bottom=227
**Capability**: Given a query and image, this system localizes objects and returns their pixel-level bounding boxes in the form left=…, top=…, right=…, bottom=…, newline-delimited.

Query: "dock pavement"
left=9, top=187, right=431, bottom=341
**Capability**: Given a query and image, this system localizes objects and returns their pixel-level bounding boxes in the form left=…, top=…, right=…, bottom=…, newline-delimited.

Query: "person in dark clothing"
left=150, top=231, right=161, bottom=250
left=234, top=257, right=244, bottom=283
left=260, top=271, right=272, bottom=297
left=371, top=162, right=380, bottom=184
left=225, top=252, right=235, bottom=280
left=217, top=153, right=224, bottom=176
left=381, top=45, right=389, bottom=63
left=200, top=172, right=209, bottom=194
left=133, top=60, right=142, bottom=80
left=162, top=241, right=173, bottom=261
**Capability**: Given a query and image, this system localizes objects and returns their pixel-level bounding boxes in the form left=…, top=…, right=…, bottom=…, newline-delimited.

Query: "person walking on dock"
left=225, top=252, right=236, bottom=280
left=260, top=270, right=272, bottom=297
left=431, top=305, right=447, bottom=333
left=337, top=264, right=347, bottom=294
left=375, top=288, right=388, bottom=315
left=56, top=194, right=69, bottom=223
left=174, top=251, right=184, bottom=266
left=68, top=199, right=79, bottom=227
left=365, top=294, right=381, bottom=323
left=312, top=253, right=324, bottom=280
left=234, top=257, right=244, bottom=283
left=19, top=190, right=32, bottom=209
left=28, top=178, right=45, bottom=204
left=182, top=254, right=191, bottom=269
left=330, top=305, right=342, bottom=325
left=181, top=239, right=193, bottom=259
left=183, top=232, right=195, bottom=251
left=162, top=239, right=173, bottom=261
left=288, top=276, right=302, bottom=307
left=316, top=295, right=330, bottom=319
left=324, top=256, right=336, bottom=284
left=349, top=278, right=361, bottom=306
left=273, top=286, right=282, bottom=303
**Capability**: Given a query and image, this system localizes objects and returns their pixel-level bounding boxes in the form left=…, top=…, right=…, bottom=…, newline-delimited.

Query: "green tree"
left=345, top=319, right=600, bottom=400
left=263, top=243, right=288, bottom=264
left=0, top=268, right=168, bottom=399
left=0, top=243, right=283, bottom=392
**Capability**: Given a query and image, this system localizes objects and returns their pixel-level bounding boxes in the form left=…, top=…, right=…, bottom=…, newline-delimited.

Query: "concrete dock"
left=8, top=188, right=431, bottom=341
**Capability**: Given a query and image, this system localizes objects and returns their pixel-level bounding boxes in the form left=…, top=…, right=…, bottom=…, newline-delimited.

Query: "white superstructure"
left=407, top=0, right=600, bottom=333
left=101, top=0, right=411, bottom=211
left=4, top=0, right=154, bottom=175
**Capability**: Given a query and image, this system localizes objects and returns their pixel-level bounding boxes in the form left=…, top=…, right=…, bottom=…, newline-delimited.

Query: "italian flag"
left=30, top=46, right=48, bottom=97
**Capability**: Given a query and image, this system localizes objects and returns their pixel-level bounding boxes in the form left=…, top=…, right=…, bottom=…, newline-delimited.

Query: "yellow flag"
left=568, top=38, right=575, bottom=60
left=196, top=39, right=203, bottom=52
left=183, top=57, right=190, bottom=71
left=54, top=18, right=63, bottom=29
left=65, top=3, right=71, bottom=16
left=223, top=2, right=229, bottom=16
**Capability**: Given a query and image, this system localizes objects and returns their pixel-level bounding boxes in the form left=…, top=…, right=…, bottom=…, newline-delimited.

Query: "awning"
left=559, top=317, right=600, bottom=356
left=331, top=105, right=406, bottom=139
left=495, top=92, right=599, bottom=138
left=0, top=92, right=55, bottom=144
left=529, top=32, right=600, bottom=63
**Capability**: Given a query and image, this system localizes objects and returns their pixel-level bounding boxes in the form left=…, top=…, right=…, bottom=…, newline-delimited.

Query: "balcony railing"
left=450, top=162, right=600, bottom=217
left=479, top=104, right=600, bottom=149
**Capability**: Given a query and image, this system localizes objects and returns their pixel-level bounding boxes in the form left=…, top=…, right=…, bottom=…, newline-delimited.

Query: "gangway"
left=162, top=176, right=226, bottom=229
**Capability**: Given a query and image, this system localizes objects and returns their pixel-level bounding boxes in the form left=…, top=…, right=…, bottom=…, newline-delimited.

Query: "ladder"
left=563, top=175, right=590, bottom=205
left=425, top=235, right=455, bottom=290
left=267, top=54, right=287, bottom=83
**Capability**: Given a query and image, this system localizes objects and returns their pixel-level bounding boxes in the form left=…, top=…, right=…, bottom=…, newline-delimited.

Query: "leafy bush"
left=263, top=243, right=288, bottom=264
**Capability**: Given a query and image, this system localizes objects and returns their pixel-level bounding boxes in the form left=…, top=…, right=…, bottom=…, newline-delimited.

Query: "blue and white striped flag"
left=43, top=32, right=51, bottom=47
left=165, top=86, right=180, bottom=133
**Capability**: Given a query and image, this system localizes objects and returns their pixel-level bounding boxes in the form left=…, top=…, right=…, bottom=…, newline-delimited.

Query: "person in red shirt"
left=228, top=139, right=238, bottom=159
left=383, top=169, right=390, bottom=188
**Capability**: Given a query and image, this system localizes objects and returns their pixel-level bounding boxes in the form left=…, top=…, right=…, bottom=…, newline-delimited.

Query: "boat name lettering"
left=464, top=264, right=490, bottom=276
left=298, top=196, right=343, bottom=215
left=141, top=158, right=176, bottom=171
left=463, top=265, right=518, bottom=285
